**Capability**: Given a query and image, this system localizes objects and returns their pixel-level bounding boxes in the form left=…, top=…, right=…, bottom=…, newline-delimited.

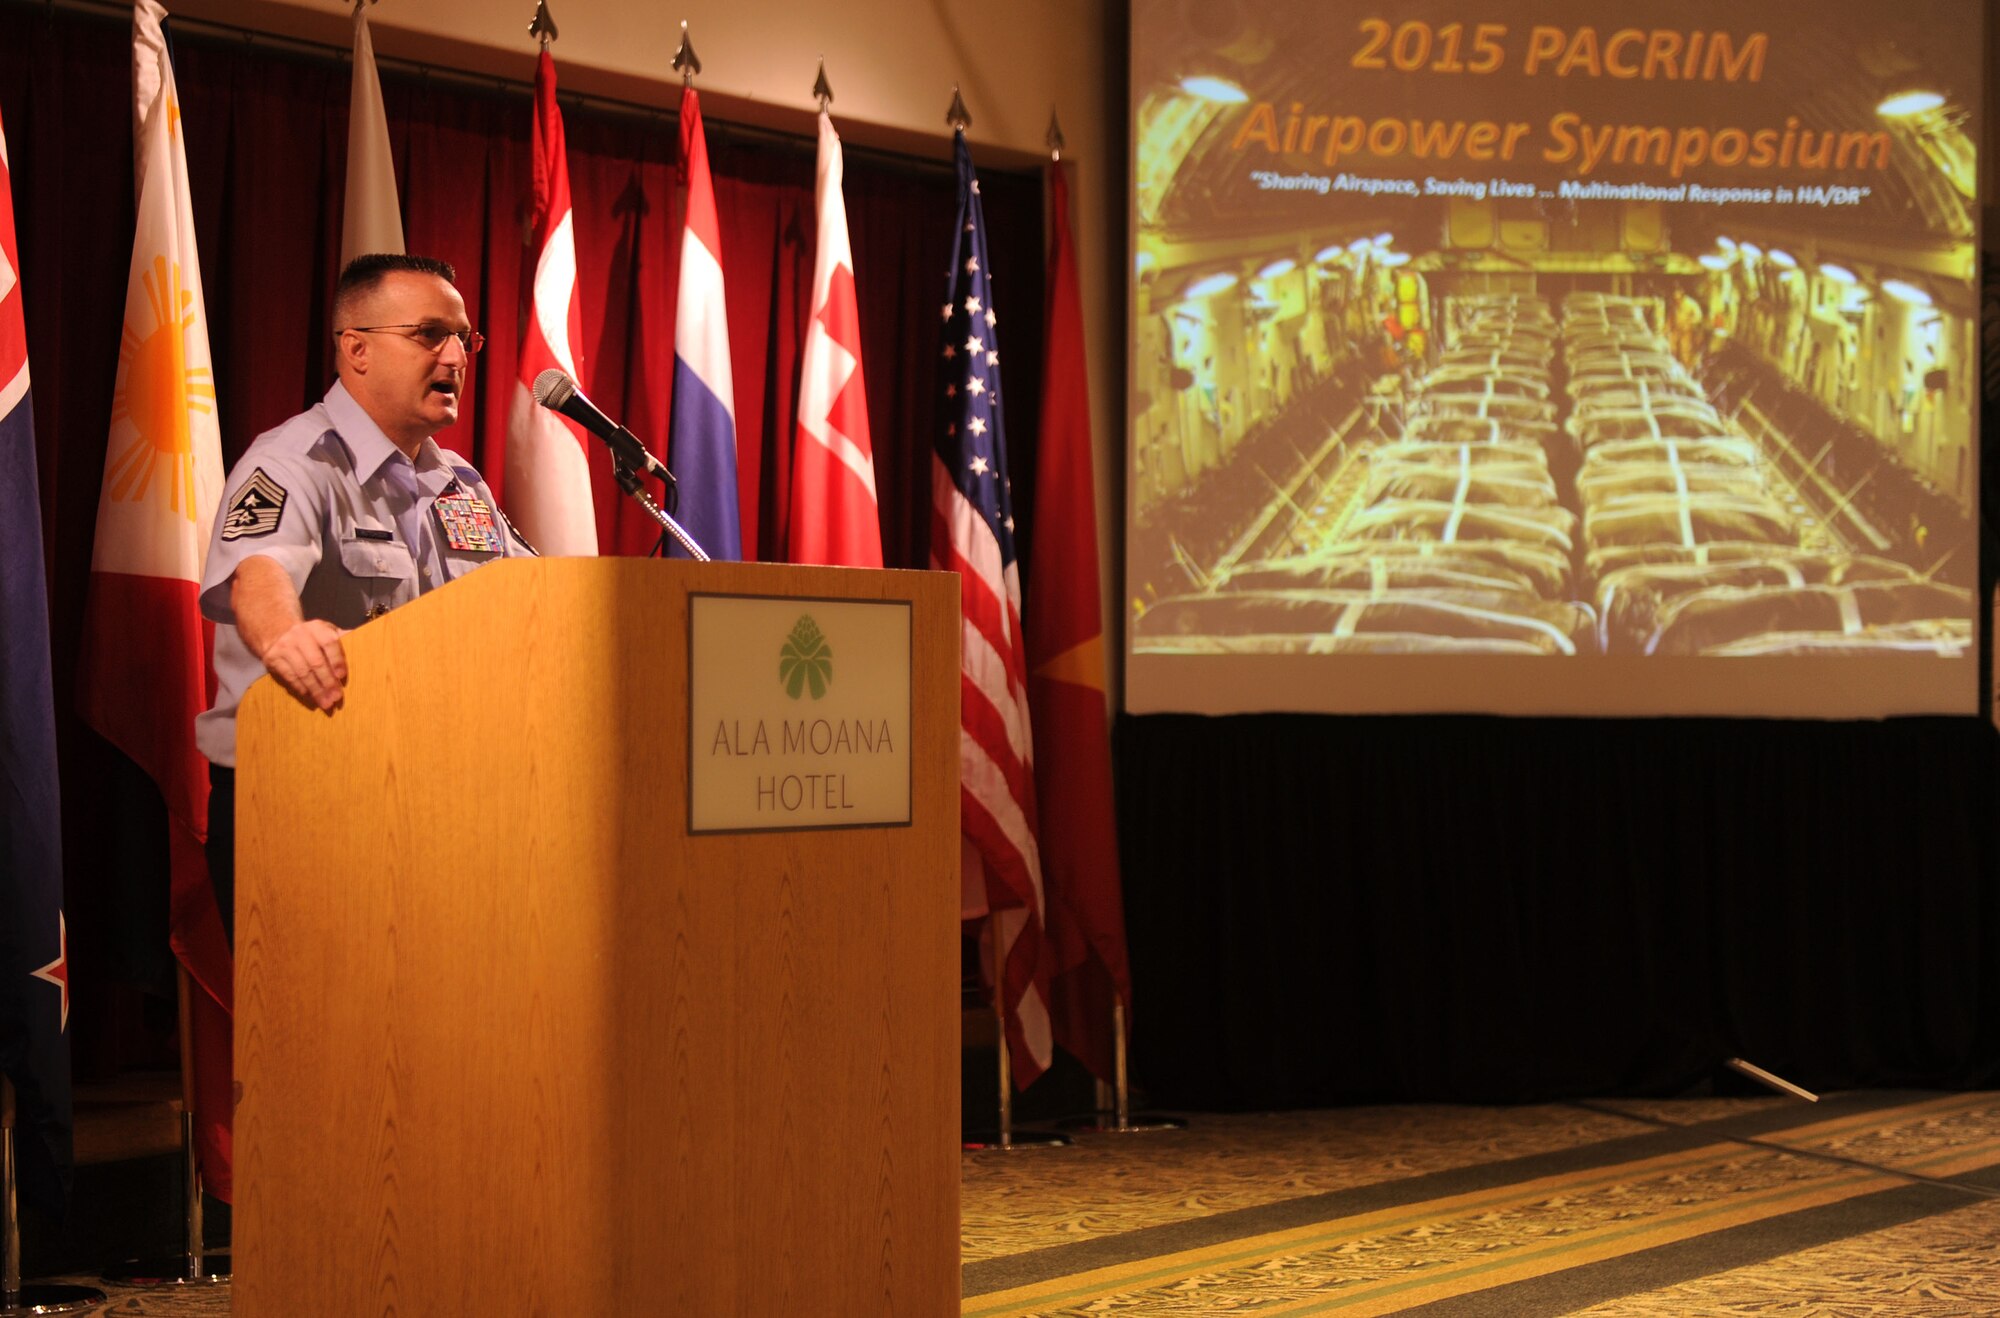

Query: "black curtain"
left=1118, top=713, right=2000, bottom=1109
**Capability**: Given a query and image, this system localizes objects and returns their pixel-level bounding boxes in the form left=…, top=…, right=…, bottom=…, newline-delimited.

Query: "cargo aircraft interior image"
left=1128, top=7, right=1978, bottom=680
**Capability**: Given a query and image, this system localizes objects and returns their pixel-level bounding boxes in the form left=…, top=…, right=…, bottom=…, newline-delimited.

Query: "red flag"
left=1025, top=160, right=1131, bottom=1085
left=502, top=48, right=598, bottom=555
left=788, top=109, right=881, bottom=567
left=75, top=0, right=233, bottom=1201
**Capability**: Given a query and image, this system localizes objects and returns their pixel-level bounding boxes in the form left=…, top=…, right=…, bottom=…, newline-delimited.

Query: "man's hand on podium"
left=231, top=553, right=349, bottom=712
left=261, top=619, right=349, bottom=713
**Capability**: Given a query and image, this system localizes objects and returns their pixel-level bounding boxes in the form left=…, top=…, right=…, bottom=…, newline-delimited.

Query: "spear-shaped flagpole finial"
left=813, top=58, right=833, bottom=111
left=673, top=21, right=701, bottom=84
left=1046, top=108, right=1065, bottom=161
left=528, top=0, right=558, bottom=48
left=945, top=84, right=971, bottom=133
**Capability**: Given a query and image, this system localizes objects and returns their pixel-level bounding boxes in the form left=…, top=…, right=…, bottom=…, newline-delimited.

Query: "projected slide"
left=1126, top=0, right=1981, bottom=717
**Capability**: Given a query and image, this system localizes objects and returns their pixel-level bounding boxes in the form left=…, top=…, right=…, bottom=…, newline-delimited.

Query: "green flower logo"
left=779, top=615, right=833, bottom=700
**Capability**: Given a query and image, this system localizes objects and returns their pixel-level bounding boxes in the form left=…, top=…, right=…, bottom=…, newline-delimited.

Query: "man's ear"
left=334, top=328, right=367, bottom=375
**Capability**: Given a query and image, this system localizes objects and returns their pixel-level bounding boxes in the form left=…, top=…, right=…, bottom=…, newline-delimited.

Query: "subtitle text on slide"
left=1246, top=169, right=1871, bottom=208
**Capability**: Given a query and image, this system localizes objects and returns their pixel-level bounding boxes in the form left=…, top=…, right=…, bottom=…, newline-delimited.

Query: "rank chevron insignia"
left=219, top=466, right=287, bottom=540
left=779, top=615, right=833, bottom=700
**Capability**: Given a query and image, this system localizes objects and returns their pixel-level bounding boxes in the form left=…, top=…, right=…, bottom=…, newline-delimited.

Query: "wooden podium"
left=232, top=558, right=960, bottom=1315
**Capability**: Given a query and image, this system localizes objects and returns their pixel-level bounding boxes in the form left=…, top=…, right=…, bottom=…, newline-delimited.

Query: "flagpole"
left=673, top=19, right=699, bottom=84
left=2, top=1079, right=107, bottom=1316
left=961, top=915, right=1066, bottom=1152
left=994, top=917, right=1011, bottom=1150
left=102, top=969, right=231, bottom=1287
left=528, top=0, right=556, bottom=47
left=1110, top=1000, right=1184, bottom=1134
left=1055, top=999, right=1184, bottom=1136
left=177, top=969, right=217, bottom=1280
left=1115, top=1000, right=1135, bottom=1127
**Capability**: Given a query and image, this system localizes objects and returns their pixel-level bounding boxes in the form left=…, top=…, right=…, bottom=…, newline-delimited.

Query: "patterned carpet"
left=964, top=1092, right=2000, bottom=1317
left=38, top=1283, right=233, bottom=1317
left=28, top=1092, right=2000, bottom=1315
left=961, top=1103, right=1650, bottom=1262
left=1564, top=1199, right=2000, bottom=1316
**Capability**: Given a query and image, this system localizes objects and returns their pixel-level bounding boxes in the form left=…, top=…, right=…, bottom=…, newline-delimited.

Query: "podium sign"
left=688, top=592, right=913, bottom=833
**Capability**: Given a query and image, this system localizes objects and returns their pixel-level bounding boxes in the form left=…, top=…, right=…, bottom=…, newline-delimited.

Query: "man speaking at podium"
left=195, top=254, right=535, bottom=942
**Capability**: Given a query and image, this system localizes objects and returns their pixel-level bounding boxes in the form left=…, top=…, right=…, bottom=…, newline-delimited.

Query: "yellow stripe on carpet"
left=1904, top=1132, right=2000, bottom=1178
left=1267, top=1169, right=1891, bottom=1316
left=1760, top=1092, right=1997, bottom=1147
left=1759, top=1093, right=2000, bottom=1179
left=965, top=1142, right=1903, bottom=1317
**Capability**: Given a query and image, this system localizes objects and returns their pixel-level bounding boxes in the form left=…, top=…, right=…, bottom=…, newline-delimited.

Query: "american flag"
left=930, top=129, right=1051, bottom=1086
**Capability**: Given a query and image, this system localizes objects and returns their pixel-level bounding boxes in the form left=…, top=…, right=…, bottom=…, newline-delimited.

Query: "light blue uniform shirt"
left=196, top=380, right=535, bottom=766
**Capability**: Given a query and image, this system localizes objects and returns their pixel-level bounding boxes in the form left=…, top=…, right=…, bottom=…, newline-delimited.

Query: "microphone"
left=531, top=369, right=675, bottom=487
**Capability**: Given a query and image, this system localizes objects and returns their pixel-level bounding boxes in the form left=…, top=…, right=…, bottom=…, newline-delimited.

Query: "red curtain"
left=1, top=3, right=1043, bottom=1075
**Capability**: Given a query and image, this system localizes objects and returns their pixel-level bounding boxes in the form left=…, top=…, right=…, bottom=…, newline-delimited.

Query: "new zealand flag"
left=0, top=103, right=73, bottom=1216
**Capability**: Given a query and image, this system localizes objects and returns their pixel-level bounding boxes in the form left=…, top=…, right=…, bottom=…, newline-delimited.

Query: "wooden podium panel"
left=232, top=559, right=959, bottom=1315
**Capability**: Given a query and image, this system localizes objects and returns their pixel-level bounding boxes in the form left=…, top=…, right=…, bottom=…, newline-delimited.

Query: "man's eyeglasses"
left=341, top=323, right=486, bottom=355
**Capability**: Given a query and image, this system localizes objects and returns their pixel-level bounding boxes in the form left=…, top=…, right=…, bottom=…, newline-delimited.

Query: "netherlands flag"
left=666, top=85, right=740, bottom=560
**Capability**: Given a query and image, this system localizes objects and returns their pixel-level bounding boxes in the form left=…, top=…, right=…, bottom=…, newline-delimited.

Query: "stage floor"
left=39, top=1091, right=2000, bottom=1314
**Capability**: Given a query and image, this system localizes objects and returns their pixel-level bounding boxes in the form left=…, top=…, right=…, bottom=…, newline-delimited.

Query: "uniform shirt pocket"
left=337, top=536, right=419, bottom=620
left=440, top=541, right=504, bottom=584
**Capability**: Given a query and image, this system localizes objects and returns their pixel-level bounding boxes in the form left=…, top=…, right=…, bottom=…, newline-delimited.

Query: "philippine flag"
left=76, top=0, right=235, bottom=1200
left=666, top=85, right=740, bottom=560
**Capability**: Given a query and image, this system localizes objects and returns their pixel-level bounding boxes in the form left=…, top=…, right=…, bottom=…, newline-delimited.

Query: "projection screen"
left=1126, top=0, right=1983, bottom=716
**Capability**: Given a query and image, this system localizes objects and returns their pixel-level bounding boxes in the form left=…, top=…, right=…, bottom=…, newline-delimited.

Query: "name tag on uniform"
left=433, top=484, right=504, bottom=553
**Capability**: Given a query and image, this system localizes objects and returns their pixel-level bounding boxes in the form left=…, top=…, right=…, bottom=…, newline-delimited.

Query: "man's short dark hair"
left=333, top=254, right=458, bottom=331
